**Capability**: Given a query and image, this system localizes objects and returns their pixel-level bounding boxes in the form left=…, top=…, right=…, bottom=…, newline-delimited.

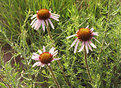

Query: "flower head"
left=67, top=26, right=99, bottom=53
left=30, top=9, right=60, bottom=31
left=32, top=46, right=60, bottom=67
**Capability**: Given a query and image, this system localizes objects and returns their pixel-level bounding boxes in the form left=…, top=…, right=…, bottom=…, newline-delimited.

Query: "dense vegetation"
left=0, top=0, right=121, bottom=88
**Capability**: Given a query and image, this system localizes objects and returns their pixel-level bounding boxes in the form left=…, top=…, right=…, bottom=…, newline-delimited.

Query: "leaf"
left=0, top=82, right=7, bottom=88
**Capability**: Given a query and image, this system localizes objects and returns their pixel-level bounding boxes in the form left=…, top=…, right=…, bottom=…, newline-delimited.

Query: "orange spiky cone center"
left=76, top=28, right=92, bottom=41
left=39, top=52, right=53, bottom=64
left=37, top=9, right=50, bottom=20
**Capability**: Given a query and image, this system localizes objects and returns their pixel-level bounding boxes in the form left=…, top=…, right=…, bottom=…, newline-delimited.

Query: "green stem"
left=45, top=22, right=53, bottom=40
left=47, top=65, right=61, bottom=88
left=45, top=22, right=70, bottom=87
left=57, top=60, right=70, bottom=87
left=84, top=46, right=92, bottom=82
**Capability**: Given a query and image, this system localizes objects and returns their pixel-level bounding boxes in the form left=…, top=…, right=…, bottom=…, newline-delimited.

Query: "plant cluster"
left=0, top=0, right=121, bottom=88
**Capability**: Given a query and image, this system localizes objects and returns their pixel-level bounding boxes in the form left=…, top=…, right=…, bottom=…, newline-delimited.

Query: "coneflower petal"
left=41, top=64, right=45, bottom=67
left=53, top=50, right=58, bottom=56
left=35, top=20, right=42, bottom=30
left=43, top=46, right=46, bottom=52
left=31, top=14, right=37, bottom=19
left=32, top=56, right=39, bottom=60
left=78, top=42, right=84, bottom=52
left=52, top=58, right=61, bottom=62
left=48, top=19, right=54, bottom=29
left=89, top=41, right=96, bottom=48
left=32, top=20, right=38, bottom=28
left=74, top=40, right=80, bottom=53
left=50, top=15, right=59, bottom=21
left=42, top=20, right=45, bottom=32
left=49, top=47, right=55, bottom=54
left=45, top=20, right=48, bottom=26
left=38, top=50, right=42, bottom=54
left=30, top=18, right=37, bottom=26
left=66, top=34, right=76, bottom=39
left=90, top=28, right=94, bottom=32
left=88, top=42, right=92, bottom=51
left=32, top=62, right=41, bottom=67
left=86, top=25, right=89, bottom=28
left=51, top=13, right=60, bottom=17
left=85, top=42, right=89, bottom=53
left=93, top=37, right=100, bottom=43
left=71, top=38, right=78, bottom=47
left=48, top=63, right=50, bottom=66
left=92, top=32, right=98, bottom=36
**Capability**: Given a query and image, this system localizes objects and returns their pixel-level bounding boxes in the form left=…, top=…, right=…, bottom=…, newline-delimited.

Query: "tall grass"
left=0, top=0, right=121, bottom=88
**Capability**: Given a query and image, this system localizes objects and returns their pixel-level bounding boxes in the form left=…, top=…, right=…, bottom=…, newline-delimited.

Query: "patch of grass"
left=0, top=0, right=121, bottom=88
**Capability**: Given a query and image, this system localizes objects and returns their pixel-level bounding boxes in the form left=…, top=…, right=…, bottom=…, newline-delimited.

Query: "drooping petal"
left=51, top=14, right=60, bottom=18
left=30, top=18, right=37, bottom=26
left=38, top=50, right=42, bottom=54
left=31, top=14, right=37, bottom=19
left=32, top=53, right=39, bottom=60
left=45, top=20, right=48, bottom=26
left=74, top=40, right=80, bottom=53
left=87, top=42, right=92, bottom=51
left=70, top=38, right=78, bottom=48
left=32, top=56, right=39, bottom=60
left=35, top=20, right=42, bottom=30
left=78, top=41, right=84, bottom=52
left=32, top=62, right=41, bottom=67
left=51, top=13, right=60, bottom=18
left=85, top=42, right=89, bottom=53
left=66, top=34, right=76, bottom=39
left=89, top=41, right=97, bottom=48
left=53, top=50, right=58, bottom=56
left=50, top=15, right=59, bottom=21
left=48, top=63, right=50, bottom=66
left=41, top=64, right=45, bottom=67
left=32, top=20, right=38, bottom=28
left=92, top=32, right=98, bottom=36
left=32, top=53, right=39, bottom=56
left=48, top=19, right=54, bottom=29
left=86, top=25, right=89, bottom=28
left=34, top=20, right=39, bottom=29
left=90, top=28, right=94, bottom=32
left=42, top=20, right=45, bottom=32
left=93, top=37, right=100, bottom=43
left=52, top=58, right=61, bottom=62
left=49, top=47, right=55, bottom=54
left=43, top=46, right=46, bottom=52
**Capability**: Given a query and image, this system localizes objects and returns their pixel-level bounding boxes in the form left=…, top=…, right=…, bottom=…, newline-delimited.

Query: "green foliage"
left=0, top=62, right=19, bottom=88
left=0, top=0, right=121, bottom=88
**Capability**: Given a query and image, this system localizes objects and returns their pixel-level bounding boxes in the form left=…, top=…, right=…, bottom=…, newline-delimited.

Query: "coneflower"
left=32, top=46, right=61, bottom=88
left=30, top=9, right=59, bottom=31
left=67, top=26, right=99, bottom=82
left=67, top=26, right=98, bottom=53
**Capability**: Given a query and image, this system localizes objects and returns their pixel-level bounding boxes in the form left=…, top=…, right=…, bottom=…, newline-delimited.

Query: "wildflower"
left=67, top=26, right=99, bottom=53
left=32, top=46, right=60, bottom=67
left=30, top=9, right=60, bottom=31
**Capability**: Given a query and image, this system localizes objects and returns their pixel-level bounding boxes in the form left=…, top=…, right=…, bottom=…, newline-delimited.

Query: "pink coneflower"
left=67, top=26, right=99, bottom=53
left=32, top=46, right=60, bottom=67
left=30, top=9, right=60, bottom=31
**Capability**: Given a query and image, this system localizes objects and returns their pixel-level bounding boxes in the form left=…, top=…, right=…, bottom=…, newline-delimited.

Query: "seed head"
left=76, top=28, right=92, bottom=41
left=39, top=52, right=53, bottom=64
left=37, top=9, right=50, bottom=20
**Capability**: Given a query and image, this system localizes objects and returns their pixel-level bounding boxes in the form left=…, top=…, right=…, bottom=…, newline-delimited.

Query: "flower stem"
left=84, top=46, right=92, bottom=82
left=47, top=65, right=61, bottom=88
left=45, top=22, right=53, bottom=40
left=57, top=60, right=70, bottom=87
left=45, top=22, right=70, bottom=87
